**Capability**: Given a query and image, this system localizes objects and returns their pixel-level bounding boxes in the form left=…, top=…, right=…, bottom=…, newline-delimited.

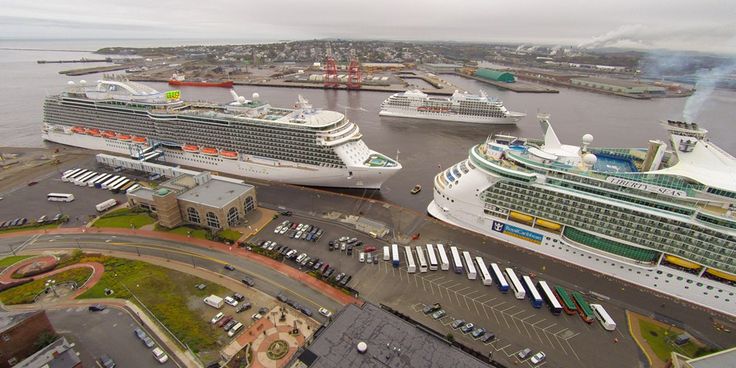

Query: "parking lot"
left=256, top=214, right=639, bottom=368
left=47, top=305, right=177, bottom=367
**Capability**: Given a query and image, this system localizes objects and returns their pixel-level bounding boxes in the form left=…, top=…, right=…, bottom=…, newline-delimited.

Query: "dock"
left=38, top=58, right=113, bottom=64
left=454, top=72, right=559, bottom=93
left=59, top=65, right=130, bottom=76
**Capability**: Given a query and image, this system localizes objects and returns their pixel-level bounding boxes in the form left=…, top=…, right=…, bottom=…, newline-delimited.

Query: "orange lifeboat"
left=102, top=131, right=116, bottom=139
left=220, top=150, right=238, bottom=159
left=87, top=128, right=101, bottom=136
left=182, top=144, right=199, bottom=152
left=132, top=136, right=147, bottom=143
left=71, top=126, right=86, bottom=134
left=201, top=147, right=218, bottom=156
left=117, top=134, right=132, bottom=141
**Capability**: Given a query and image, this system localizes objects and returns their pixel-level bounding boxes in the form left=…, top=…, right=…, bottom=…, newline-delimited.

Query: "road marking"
left=565, top=338, right=582, bottom=361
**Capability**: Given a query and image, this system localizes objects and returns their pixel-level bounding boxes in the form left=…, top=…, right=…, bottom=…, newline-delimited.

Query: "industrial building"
left=290, top=303, right=489, bottom=368
left=361, top=63, right=406, bottom=73
left=422, top=63, right=462, bottom=73
left=669, top=346, right=736, bottom=368
left=127, top=172, right=256, bottom=230
left=571, top=77, right=666, bottom=95
left=474, top=68, right=516, bottom=83
left=0, top=311, right=57, bottom=368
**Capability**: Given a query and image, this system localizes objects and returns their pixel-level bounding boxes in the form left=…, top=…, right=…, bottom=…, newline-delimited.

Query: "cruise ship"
left=428, top=114, right=736, bottom=316
left=379, top=89, right=525, bottom=124
left=42, top=77, right=401, bottom=189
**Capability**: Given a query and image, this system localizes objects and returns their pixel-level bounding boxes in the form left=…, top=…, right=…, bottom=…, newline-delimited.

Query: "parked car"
left=274, top=226, right=283, bottom=234
left=373, top=255, right=379, bottom=264
left=461, top=322, right=475, bottom=333
left=359, top=252, right=365, bottom=262
left=279, top=211, right=293, bottom=216
left=347, top=238, right=358, bottom=244
left=223, top=319, right=237, bottom=330
left=364, top=245, right=377, bottom=253
left=36, top=215, right=48, bottom=223
left=366, top=253, right=373, bottom=263
left=211, top=312, right=224, bottom=324
left=233, top=293, right=245, bottom=301
left=431, top=309, right=446, bottom=319
left=277, top=293, right=288, bottom=303
left=262, top=240, right=271, bottom=248
left=517, top=348, right=533, bottom=360
left=53, top=213, right=63, bottom=221
left=340, top=275, right=352, bottom=286
left=335, top=273, right=345, bottom=282
left=530, top=352, right=546, bottom=365
left=451, top=319, right=465, bottom=329
left=318, top=307, right=332, bottom=318
left=324, top=268, right=336, bottom=278
left=88, top=304, right=106, bottom=312
left=479, top=332, right=496, bottom=343
left=134, top=327, right=146, bottom=340
left=241, top=277, right=255, bottom=287
left=300, top=307, right=313, bottom=317
left=99, top=354, right=116, bottom=368
left=340, top=243, right=346, bottom=251
left=224, top=296, right=238, bottom=307
left=18, top=218, right=27, bottom=226
left=218, top=316, right=233, bottom=327
left=142, top=336, right=155, bottom=348
left=313, top=260, right=324, bottom=270
left=354, top=241, right=363, bottom=247
left=279, top=227, right=288, bottom=235
left=471, top=327, right=486, bottom=338
left=251, top=313, right=263, bottom=320
left=236, top=302, right=252, bottom=313
left=423, top=303, right=441, bottom=315
left=152, top=347, right=169, bottom=364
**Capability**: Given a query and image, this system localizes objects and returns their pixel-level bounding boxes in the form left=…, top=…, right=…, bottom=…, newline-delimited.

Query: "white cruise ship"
left=379, top=89, right=525, bottom=124
left=428, top=114, right=736, bottom=316
left=42, top=77, right=401, bottom=189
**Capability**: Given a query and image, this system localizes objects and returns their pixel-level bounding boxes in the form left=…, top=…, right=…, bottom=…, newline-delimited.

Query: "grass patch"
left=639, top=320, right=704, bottom=361
left=0, top=255, right=32, bottom=268
left=92, top=208, right=155, bottom=229
left=75, top=254, right=232, bottom=354
left=0, top=267, right=93, bottom=305
left=217, top=229, right=242, bottom=243
left=0, top=223, right=61, bottom=235
left=156, top=224, right=209, bottom=240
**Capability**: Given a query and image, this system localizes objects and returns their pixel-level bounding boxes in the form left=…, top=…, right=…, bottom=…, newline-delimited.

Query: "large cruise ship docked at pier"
left=379, top=89, right=525, bottom=124
left=42, top=77, right=401, bottom=189
left=428, top=115, right=736, bottom=316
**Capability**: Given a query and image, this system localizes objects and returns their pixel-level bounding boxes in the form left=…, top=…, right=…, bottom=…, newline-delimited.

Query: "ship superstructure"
left=42, top=77, right=400, bottom=188
left=428, top=114, right=736, bottom=316
left=379, top=89, right=525, bottom=124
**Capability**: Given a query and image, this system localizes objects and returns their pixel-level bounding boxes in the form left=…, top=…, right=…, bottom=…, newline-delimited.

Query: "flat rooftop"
left=573, top=77, right=659, bottom=88
left=299, top=303, right=489, bottom=368
left=0, top=311, right=37, bottom=332
left=177, top=178, right=253, bottom=208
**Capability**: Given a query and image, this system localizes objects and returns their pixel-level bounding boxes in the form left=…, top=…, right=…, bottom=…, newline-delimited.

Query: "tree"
left=34, top=331, right=59, bottom=350
left=446, top=333, right=454, bottom=342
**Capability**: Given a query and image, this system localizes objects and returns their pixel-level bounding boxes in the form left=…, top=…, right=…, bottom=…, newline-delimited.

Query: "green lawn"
left=92, top=208, right=155, bottom=229
left=217, top=229, right=242, bottom=242
left=0, top=255, right=32, bottom=268
left=76, top=254, right=232, bottom=355
left=0, top=267, right=93, bottom=305
left=157, top=225, right=209, bottom=240
left=0, top=223, right=60, bottom=235
left=639, top=320, right=703, bottom=361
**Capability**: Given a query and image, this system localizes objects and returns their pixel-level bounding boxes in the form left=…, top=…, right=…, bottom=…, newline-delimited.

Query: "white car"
left=530, top=352, right=546, bottom=365
left=296, top=224, right=304, bottom=231
left=359, top=252, right=365, bottom=262
left=224, top=296, right=238, bottom=307
left=268, top=242, right=277, bottom=250
left=210, top=312, right=224, bottom=324
left=251, top=313, right=263, bottom=320
left=279, top=226, right=288, bottom=234
left=152, top=347, right=169, bottom=364
left=318, top=307, right=332, bottom=318
left=274, top=225, right=282, bottom=234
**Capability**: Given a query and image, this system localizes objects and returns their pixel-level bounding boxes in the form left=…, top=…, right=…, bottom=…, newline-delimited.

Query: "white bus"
left=126, top=184, right=141, bottom=193
left=81, top=172, right=103, bottom=186
left=490, top=263, right=509, bottom=293
left=522, top=275, right=543, bottom=309
left=66, top=169, right=89, bottom=183
left=436, top=244, right=450, bottom=271
left=105, top=176, right=127, bottom=190
left=110, top=178, right=130, bottom=192
left=475, top=257, right=492, bottom=286
left=462, top=251, right=477, bottom=280
left=391, top=244, right=400, bottom=268
left=404, top=246, right=416, bottom=273
left=74, top=171, right=97, bottom=185
left=537, top=280, right=563, bottom=315
left=101, top=175, right=120, bottom=189
left=47, top=193, right=75, bottom=202
left=590, top=304, right=616, bottom=331
left=426, top=244, right=438, bottom=271
left=383, top=245, right=390, bottom=261
left=504, top=268, right=526, bottom=299
left=90, top=173, right=112, bottom=187
left=415, top=246, right=428, bottom=273
left=61, top=168, right=82, bottom=182
left=450, top=246, right=463, bottom=274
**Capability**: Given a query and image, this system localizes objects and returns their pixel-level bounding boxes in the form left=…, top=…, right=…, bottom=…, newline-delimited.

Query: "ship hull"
left=428, top=169, right=736, bottom=317
left=379, top=108, right=522, bottom=124
left=43, top=129, right=398, bottom=189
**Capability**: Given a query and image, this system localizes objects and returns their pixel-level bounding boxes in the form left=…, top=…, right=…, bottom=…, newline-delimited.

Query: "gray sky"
left=1, top=0, right=734, bottom=54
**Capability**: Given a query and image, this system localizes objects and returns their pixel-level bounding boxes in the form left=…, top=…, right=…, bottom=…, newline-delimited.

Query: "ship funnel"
left=537, top=114, right=562, bottom=151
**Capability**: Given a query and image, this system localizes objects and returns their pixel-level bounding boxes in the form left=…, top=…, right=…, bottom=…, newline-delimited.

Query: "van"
left=227, top=322, right=243, bottom=337
left=383, top=246, right=390, bottom=261
left=359, top=252, right=365, bottom=263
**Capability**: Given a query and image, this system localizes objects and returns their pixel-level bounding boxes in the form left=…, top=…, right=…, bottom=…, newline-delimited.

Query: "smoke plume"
left=682, top=62, right=736, bottom=121
left=577, top=23, right=736, bottom=50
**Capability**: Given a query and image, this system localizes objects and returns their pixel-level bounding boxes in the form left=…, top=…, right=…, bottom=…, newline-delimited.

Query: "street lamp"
left=45, top=279, right=58, bottom=297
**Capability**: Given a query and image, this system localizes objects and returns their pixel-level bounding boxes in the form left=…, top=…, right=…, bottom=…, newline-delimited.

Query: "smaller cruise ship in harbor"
left=379, top=89, right=525, bottom=124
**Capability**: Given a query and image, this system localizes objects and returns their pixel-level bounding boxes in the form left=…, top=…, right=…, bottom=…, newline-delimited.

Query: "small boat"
left=220, top=150, right=238, bottom=159
left=410, top=184, right=422, bottom=194
left=117, top=134, right=132, bottom=141
left=102, top=131, right=116, bottom=139
left=201, top=147, right=218, bottom=156
left=87, top=128, right=101, bottom=136
left=132, top=136, right=147, bottom=143
left=182, top=144, right=199, bottom=152
left=71, top=126, right=86, bottom=134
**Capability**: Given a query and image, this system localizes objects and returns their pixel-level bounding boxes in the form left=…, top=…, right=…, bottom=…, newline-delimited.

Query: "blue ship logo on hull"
left=492, top=221, right=543, bottom=244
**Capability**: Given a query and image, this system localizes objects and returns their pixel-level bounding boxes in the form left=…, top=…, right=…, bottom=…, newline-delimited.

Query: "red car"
left=364, top=245, right=377, bottom=253
left=217, top=315, right=232, bottom=327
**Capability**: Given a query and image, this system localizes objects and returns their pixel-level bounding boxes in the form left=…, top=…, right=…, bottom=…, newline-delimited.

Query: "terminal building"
left=570, top=77, right=666, bottom=95
left=127, top=172, right=256, bottom=230
left=474, top=68, right=516, bottom=83
left=289, top=303, right=489, bottom=368
left=422, top=63, right=462, bottom=73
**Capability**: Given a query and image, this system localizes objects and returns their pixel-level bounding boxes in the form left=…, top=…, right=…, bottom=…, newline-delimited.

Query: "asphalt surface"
left=47, top=305, right=177, bottom=368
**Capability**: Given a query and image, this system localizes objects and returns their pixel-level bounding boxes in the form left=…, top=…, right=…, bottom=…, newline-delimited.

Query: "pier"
left=38, top=57, right=113, bottom=64
left=454, top=72, right=559, bottom=93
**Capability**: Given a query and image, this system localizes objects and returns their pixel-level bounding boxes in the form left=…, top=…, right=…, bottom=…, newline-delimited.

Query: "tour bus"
left=75, top=171, right=98, bottom=186
left=126, top=184, right=141, bottom=193
left=475, top=257, right=492, bottom=286
left=47, top=193, right=75, bottom=202
left=63, top=169, right=87, bottom=182
left=553, top=285, right=578, bottom=315
left=504, top=268, right=525, bottom=299
left=436, top=244, right=450, bottom=271
left=391, top=244, right=400, bottom=268
left=426, top=244, right=438, bottom=271
left=462, top=251, right=477, bottom=280
left=415, top=246, right=428, bottom=273
left=590, top=303, right=616, bottom=331
left=61, top=168, right=82, bottom=182
left=110, top=178, right=130, bottom=193
left=118, top=181, right=136, bottom=193
left=97, top=174, right=117, bottom=188
left=490, top=263, right=509, bottom=293
left=100, top=175, right=120, bottom=189
left=449, top=246, right=464, bottom=274
left=83, top=173, right=105, bottom=186
left=404, top=246, right=416, bottom=273
left=90, top=173, right=112, bottom=187
left=571, top=291, right=595, bottom=323
left=522, top=275, right=543, bottom=308
left=104, top=176, right=127, bottom=190
left=537, top=281, right=563, bottom=315
left=383, top=246, right=390, bottom=261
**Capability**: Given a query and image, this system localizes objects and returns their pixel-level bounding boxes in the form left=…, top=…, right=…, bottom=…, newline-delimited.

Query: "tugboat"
left=410, top=184, right=422, bottom=194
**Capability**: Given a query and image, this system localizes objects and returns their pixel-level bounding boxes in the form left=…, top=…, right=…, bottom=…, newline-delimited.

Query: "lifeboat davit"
left=201, top=147, right=218, bottom=156
left=117, top=134, right=132, bottom=141
left=182, top=144, right=199, bottom=152
left=102, top=131, right=116, bottom=139
left=220, top=150, right=238, bottom=159
left=87, top=128, right=101, bottom=136
left=132, top=136, right=147, bottom=143
left=71, top=126, right=86, bottom=134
